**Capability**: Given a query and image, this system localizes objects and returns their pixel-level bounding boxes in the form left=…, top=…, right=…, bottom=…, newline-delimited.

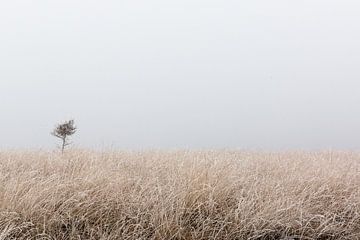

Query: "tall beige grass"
left=1, top=150, right=360, bottom=239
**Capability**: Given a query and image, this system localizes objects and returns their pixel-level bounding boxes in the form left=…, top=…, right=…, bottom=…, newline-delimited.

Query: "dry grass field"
left=1, top=150, right=360, bottom=239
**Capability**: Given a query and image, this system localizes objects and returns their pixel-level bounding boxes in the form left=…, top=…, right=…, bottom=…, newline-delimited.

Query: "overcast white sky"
left=1, top=0, right=360, bottom=149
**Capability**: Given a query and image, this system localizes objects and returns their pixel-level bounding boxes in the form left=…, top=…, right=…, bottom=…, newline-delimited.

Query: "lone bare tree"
left=52, top=120, right=77, bottom=153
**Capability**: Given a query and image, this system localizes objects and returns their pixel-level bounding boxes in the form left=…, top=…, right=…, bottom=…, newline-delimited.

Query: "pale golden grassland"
left=0, top=150, right=360, bottom=239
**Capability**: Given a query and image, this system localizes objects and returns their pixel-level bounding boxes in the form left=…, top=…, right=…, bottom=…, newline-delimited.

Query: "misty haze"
left=1, top=0, right=360, bottom=150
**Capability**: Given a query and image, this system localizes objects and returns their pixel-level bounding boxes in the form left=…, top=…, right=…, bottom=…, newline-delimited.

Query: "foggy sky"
left=1, top=0, right=360, bottom=150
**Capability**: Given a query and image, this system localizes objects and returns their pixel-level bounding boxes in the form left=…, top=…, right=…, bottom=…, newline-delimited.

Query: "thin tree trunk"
left=61, top=137, right=66, bottom=153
